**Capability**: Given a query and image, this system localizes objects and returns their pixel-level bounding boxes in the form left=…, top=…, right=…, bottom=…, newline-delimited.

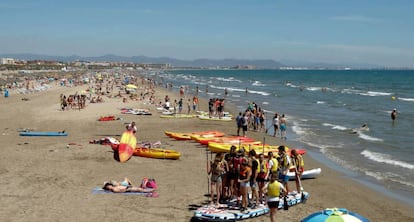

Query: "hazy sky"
left=1, top=0, right=413, bottom=67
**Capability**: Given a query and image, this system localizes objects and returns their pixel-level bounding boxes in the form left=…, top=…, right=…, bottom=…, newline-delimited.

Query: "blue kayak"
left=19, top=131, right=68, bottom=136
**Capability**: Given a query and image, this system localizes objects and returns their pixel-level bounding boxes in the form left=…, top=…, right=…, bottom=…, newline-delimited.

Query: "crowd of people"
left=207, top=145, right=305, bottom=217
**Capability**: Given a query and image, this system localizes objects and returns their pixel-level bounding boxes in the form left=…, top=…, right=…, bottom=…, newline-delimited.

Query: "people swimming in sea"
left=351, top=123, right=369, bottom=134
left=391, top=108, right=397, bottom=125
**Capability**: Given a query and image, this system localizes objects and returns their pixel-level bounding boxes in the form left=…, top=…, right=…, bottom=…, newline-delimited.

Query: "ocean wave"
left=322, top=123, right=347, bottom=131
left=216, top=77, right=242, bottom=82
left=291, top=122, right=306, bottom=136
left=306, top=87, right=322, bottom=91
left=247, top=90, right=270, bottom=96
left=361, top=150, right=414, bottom=170
left=359, top=91, right=392, bottom=97
left=364, top=170, right=414, bottom=188
left=316, top=101, right=325, bottom=104
left=285, top=82, right=298, bottom=88
left=252, top=81, right=265, bottom=86
left=357, top=132, right=383, bottom=142
left=398, top=97, right=414, bottom=102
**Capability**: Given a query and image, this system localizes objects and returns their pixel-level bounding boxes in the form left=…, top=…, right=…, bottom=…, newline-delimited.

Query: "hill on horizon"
left=0, top=53, right=285, bottom=69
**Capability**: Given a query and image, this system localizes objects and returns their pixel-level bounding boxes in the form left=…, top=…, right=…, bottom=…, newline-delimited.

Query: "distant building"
left=140, top=63, right=172, bottom=69
left=1, top=58, right=15, bottom=65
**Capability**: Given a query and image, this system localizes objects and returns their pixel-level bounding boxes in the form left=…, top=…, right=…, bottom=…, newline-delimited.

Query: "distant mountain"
left=0, top=53, right=284, bottom=69
left=279, top=59, right=383, bottom=69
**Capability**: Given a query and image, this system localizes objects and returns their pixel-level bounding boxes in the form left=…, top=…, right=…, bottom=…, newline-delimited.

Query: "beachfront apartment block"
left=1, top=58, right=15, bottom=65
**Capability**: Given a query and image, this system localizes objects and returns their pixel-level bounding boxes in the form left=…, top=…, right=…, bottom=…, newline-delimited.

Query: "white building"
left=1, top=58, right=15, bottom=65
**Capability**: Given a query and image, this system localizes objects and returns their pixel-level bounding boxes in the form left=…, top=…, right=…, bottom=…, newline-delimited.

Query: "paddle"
left=206, top=148, right=210, bottom=201
left=283, top=195, right=289, bottom=210
left=262, top=137, right=265, bottom=154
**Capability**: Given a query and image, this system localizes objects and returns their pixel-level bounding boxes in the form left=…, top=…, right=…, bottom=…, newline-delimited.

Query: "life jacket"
left=258, top=160, right=267, bottom=174
left=268, top=158, right=278, bottom=173
left=257, top=159, right=268, bottom=179
left=293, top=154, right=304, bottom=168
left=279, top=154, right=292, bottom=171
left=268, top=181, right=281, bottom=197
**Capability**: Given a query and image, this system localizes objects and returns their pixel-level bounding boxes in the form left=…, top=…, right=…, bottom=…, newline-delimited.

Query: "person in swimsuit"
left=391, top=108, right=397, bottom=125
left=102, top=178, right=155, bottom=193
left=279, top=114, right=287, bottom=140
left=208, top=153, right=225, bottom=205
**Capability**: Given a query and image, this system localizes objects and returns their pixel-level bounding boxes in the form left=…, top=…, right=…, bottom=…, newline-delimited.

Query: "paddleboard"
left=19, top=131, right=68, bottom=136
left=193, top=191, right=309, bottom=221
left=198, top=115, right=232, bottom=121
left=117, top=131, right=136, bottom=163
left=287, top=168, right=321, bottom=180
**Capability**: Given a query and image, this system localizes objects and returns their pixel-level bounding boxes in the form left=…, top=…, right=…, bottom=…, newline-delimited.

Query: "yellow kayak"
left=165, top=130, right=225, bottom=141
left=133, top=147, right=180, bottom=160
left=208, top=142, right=288, bottom=155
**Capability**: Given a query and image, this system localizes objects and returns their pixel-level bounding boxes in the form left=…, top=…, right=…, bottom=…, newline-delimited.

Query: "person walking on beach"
left=391, top=108, right=397, bottom=125
left=272, top=113, right=279, bottom=137
left=178, top=98, right=183, bottom=114
left=236, top=112, right=243, bottom=136
left=187, top=98, right=191, bottom=114
left=279, top=114, right=287, bottom=140
left=262, top=173, right=287, bottom=222
left=290, top=149, right=304, bottom=193
left=242, top=113, right=248, bottom=137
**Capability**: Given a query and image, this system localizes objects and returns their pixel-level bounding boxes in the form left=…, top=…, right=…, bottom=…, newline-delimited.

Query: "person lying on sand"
left=102, top=178, right=155, bottom=193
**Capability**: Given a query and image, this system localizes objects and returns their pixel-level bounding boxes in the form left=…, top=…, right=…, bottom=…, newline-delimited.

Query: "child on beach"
left=208, top=153, right=225, bottom=205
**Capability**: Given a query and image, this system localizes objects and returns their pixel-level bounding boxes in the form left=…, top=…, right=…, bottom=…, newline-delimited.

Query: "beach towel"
left=92, top=187, right=159, bottom=197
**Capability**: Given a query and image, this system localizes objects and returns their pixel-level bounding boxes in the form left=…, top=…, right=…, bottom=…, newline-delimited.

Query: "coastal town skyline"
left=1, top=0, right=413, bottom=68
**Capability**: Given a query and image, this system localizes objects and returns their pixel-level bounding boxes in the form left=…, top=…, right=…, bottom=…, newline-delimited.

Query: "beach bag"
left=146, top=179, right=158, bottom=189
left=141, top=177, right=157, bottom=189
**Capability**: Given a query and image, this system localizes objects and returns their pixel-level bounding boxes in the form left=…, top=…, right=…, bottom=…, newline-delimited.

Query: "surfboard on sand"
left=19, top=131, right=68, bottom=136
left=116, top=131, right=136, bottom=163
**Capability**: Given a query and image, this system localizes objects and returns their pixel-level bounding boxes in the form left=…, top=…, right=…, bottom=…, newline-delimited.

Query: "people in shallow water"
left=391, top=108, right=397, bottom=125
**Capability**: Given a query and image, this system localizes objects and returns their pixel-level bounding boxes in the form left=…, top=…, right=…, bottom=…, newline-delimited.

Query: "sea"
left=144, top=69, right=414, bottom=206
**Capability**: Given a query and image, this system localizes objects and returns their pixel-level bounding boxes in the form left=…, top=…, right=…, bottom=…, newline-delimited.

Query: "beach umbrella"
left=301, top=208, right=369, bottom=222
left=126, top=84, right=138, bottom=89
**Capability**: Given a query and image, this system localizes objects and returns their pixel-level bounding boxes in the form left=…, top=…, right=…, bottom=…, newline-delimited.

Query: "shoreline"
left=0, top=70, right=413, bottom=221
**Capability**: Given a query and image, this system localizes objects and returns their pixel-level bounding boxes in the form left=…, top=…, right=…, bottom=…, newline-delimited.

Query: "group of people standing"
left=271, top=113, right=288, bottom=140
left=207, top=145, right=304, bottom=220
left=235, top=102, right=266, bottom=136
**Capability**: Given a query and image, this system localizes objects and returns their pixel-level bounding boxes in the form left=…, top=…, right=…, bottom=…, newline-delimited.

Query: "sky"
left=1, top=0, right=414, bottom=68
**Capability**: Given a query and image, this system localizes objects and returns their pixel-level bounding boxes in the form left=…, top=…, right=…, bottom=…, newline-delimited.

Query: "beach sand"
left=1, top=78, right=413, bottom=222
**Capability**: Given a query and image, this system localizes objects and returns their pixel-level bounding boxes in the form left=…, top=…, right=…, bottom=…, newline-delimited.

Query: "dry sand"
left=1, top=80, right=413, bottom=222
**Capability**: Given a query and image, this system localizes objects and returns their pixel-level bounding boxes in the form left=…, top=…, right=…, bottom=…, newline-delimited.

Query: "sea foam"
left=361, top=150, right=414, bottom=170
